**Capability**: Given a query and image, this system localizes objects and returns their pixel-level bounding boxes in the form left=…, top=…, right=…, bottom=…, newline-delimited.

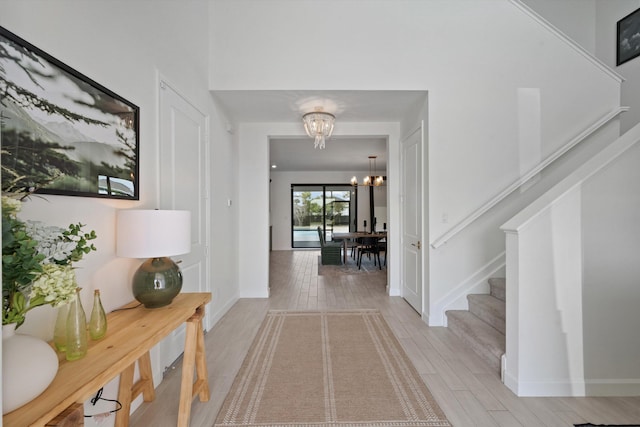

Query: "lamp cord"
left=84, top=387, right=122, bottom=419
left=111, top=302, right=142, bottom=312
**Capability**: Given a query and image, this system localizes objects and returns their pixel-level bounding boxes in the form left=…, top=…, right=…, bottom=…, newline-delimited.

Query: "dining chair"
left=317, top=226, right=342, bottom=265
left=345, top=238, right=359, bottom=260
left=377, top=238, right=387, bottom=267
left=357, top=236, right=382, bottom=270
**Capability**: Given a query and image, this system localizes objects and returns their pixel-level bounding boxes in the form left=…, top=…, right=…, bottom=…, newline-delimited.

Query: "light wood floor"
left=131, top=250, right=640, bottom=426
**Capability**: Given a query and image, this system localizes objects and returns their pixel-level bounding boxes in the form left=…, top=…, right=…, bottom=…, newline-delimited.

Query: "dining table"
left=331, top=231, right=387, bottom=264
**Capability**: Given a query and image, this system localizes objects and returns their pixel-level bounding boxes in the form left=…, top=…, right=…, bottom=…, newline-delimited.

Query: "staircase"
left=446, top=278, right=505, bottom=373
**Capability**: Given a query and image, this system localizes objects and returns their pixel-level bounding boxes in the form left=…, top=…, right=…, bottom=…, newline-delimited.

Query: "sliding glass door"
left=291, top=184, right=356, bottom=248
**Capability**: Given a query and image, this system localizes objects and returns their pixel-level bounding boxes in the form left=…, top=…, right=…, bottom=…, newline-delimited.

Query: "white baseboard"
left=503, top=371, right=587, bottom=396
left=503, top=371, right=639, bottom=396
left=206, top=295, right=239, bottom=331
left=585, top=379, right=640, bottom=396
left=388, top=283, right=401, bottom=296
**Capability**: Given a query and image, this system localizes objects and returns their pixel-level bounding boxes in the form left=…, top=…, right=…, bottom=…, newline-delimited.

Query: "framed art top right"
left=617, top=7, right=640, bottom=66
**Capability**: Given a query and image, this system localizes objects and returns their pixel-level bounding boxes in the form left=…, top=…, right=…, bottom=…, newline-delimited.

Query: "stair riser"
left=468, top=301, right=505, bottom=334
left=489, top=278, right=505, bottom=301
left=445, top=278, right=506, bottom=374
left=447, top=317, right=502, bottom=372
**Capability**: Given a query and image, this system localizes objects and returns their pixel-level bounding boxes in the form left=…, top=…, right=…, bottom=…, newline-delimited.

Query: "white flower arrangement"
left=30, top=264, right=78, bottom=308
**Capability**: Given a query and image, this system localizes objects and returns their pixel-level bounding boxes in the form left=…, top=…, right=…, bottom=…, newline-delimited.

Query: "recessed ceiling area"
left=212, top=90, right=427, bottom=172
left=269, top=136, right=387, bottom=172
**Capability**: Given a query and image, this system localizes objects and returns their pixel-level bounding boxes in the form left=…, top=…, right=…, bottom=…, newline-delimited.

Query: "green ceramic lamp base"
left=132, top=257, right=183, bottom=308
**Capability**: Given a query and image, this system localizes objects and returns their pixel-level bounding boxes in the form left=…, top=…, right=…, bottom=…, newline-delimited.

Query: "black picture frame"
left=0, top=26, right=140, bottom=200
left=617, top=7, right=640, bottom=66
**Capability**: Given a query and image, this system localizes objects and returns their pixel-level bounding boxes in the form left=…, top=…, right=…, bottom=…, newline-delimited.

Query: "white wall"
left=501, top=123, right=640, bottom=396
left=211, top=0, right=620, bottom=325
left=1, top=1, right=239, bottom=423
left=504, top=191, right=586, bottom=396
left=237, top=123, right=277, bottom=298
left=523, top=0, right=640, bottom=134
left=581, top=135, right=640, bottom=395
left=596, top=0, right=640, bottom=133
left=522, top=0, right=597, bottom=53
left=209, top=97, right=241, bottom=322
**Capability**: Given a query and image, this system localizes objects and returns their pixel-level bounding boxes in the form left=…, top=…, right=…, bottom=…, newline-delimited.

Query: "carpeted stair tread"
left=489, top=277, right=505, bottom=301
left=468, top=294, right=505, bottom=334
left=446, top=310, right=505, bottom=372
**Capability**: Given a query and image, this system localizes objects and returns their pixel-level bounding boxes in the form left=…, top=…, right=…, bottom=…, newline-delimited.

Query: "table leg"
left=343, top=240, right=347, bottom=264
left=114, top=351, right=155, bottom=427
left=193, top=314, right=210, bottom=401
left=177, top=305, right=210, bottom=427
left=115, top=363, right=135, bottom=427
left=134, top=351, right=156, bottom=402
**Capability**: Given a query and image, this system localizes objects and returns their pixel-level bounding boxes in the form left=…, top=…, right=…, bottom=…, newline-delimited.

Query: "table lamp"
left=116, top=209, right=191, bottom=308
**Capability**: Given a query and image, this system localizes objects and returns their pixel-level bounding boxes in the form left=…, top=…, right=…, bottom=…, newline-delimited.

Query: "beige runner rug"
left=214, top=310, right=452, bottom=427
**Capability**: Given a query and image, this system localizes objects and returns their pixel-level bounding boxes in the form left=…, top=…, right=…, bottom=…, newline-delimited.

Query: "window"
left=291, top=185, right=356, bottom=248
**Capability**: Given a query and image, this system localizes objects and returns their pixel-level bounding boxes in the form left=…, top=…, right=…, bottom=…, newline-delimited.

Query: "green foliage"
left=2, top=212, right=44, bottom=287
left=1, top=195, right=97, bottom=326
left=114, top=128, right=137, bottom=173
left=96, top=162, right=130, bottom=181
left=2, top=201, right=44, bottom=326
left=62, top=223, right=97, bottom=264
left=51, top=174, right=95, bottom=192
left=0, top=129, right=80, bottom=193
left=293, top=191, right=324, bottom=226
left=4, top=292, right=29, bottom=325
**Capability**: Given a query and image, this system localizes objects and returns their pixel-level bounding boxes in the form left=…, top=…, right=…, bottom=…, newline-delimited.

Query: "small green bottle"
left=89, top=289, right=107, bottom=340
left=53, top=302, right=70, bottom=352
left=66, top=287, right=88, bottom=361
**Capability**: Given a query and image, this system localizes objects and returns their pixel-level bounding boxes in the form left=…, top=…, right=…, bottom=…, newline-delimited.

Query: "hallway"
left=130, top=250, right=640, bottom=427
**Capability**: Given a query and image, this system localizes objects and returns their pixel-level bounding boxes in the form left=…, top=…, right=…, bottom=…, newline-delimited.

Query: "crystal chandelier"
left=351, top=156, right=385, bottom=187
left=302, top=109, right=335, bottom=149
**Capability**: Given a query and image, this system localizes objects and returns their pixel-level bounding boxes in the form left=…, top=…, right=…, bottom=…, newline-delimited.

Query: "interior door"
left=158, top=79, right=210, bottom=371
left=401, top=126, right=423, bottom=313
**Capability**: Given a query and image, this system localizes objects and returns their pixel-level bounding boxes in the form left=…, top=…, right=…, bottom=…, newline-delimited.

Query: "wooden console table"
left=3, top=292, right=212, bottom=427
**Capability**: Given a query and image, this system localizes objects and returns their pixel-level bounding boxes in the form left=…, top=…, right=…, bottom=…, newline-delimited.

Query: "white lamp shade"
left=116, top=210, right=191, bottom=258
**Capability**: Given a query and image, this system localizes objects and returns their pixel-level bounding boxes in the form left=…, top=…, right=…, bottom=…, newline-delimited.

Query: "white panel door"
left=401, top=127, right=423, bottom=313
left=158, top=79, right=209, bottom=371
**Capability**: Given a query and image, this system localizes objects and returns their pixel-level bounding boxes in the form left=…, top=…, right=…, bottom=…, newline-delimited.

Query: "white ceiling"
left=269, top=136, right=388, bottom=172
left=212, top=90, right=427, bottom=172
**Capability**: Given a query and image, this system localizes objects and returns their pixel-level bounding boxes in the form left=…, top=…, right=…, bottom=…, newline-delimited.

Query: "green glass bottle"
left=89, top=289, right=107, bottom=340
left=53, top=302, right=70, bottom=352
left=66, top=287, right=88, bottom=361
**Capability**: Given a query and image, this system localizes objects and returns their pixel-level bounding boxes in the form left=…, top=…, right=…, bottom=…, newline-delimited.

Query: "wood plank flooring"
left=130, top=250, right=640, bottom=426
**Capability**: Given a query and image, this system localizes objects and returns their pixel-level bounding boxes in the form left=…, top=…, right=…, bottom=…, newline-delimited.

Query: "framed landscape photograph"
left=617, top=7, right=640, bottom=66
left=0, top=26, right=139, bottom=199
